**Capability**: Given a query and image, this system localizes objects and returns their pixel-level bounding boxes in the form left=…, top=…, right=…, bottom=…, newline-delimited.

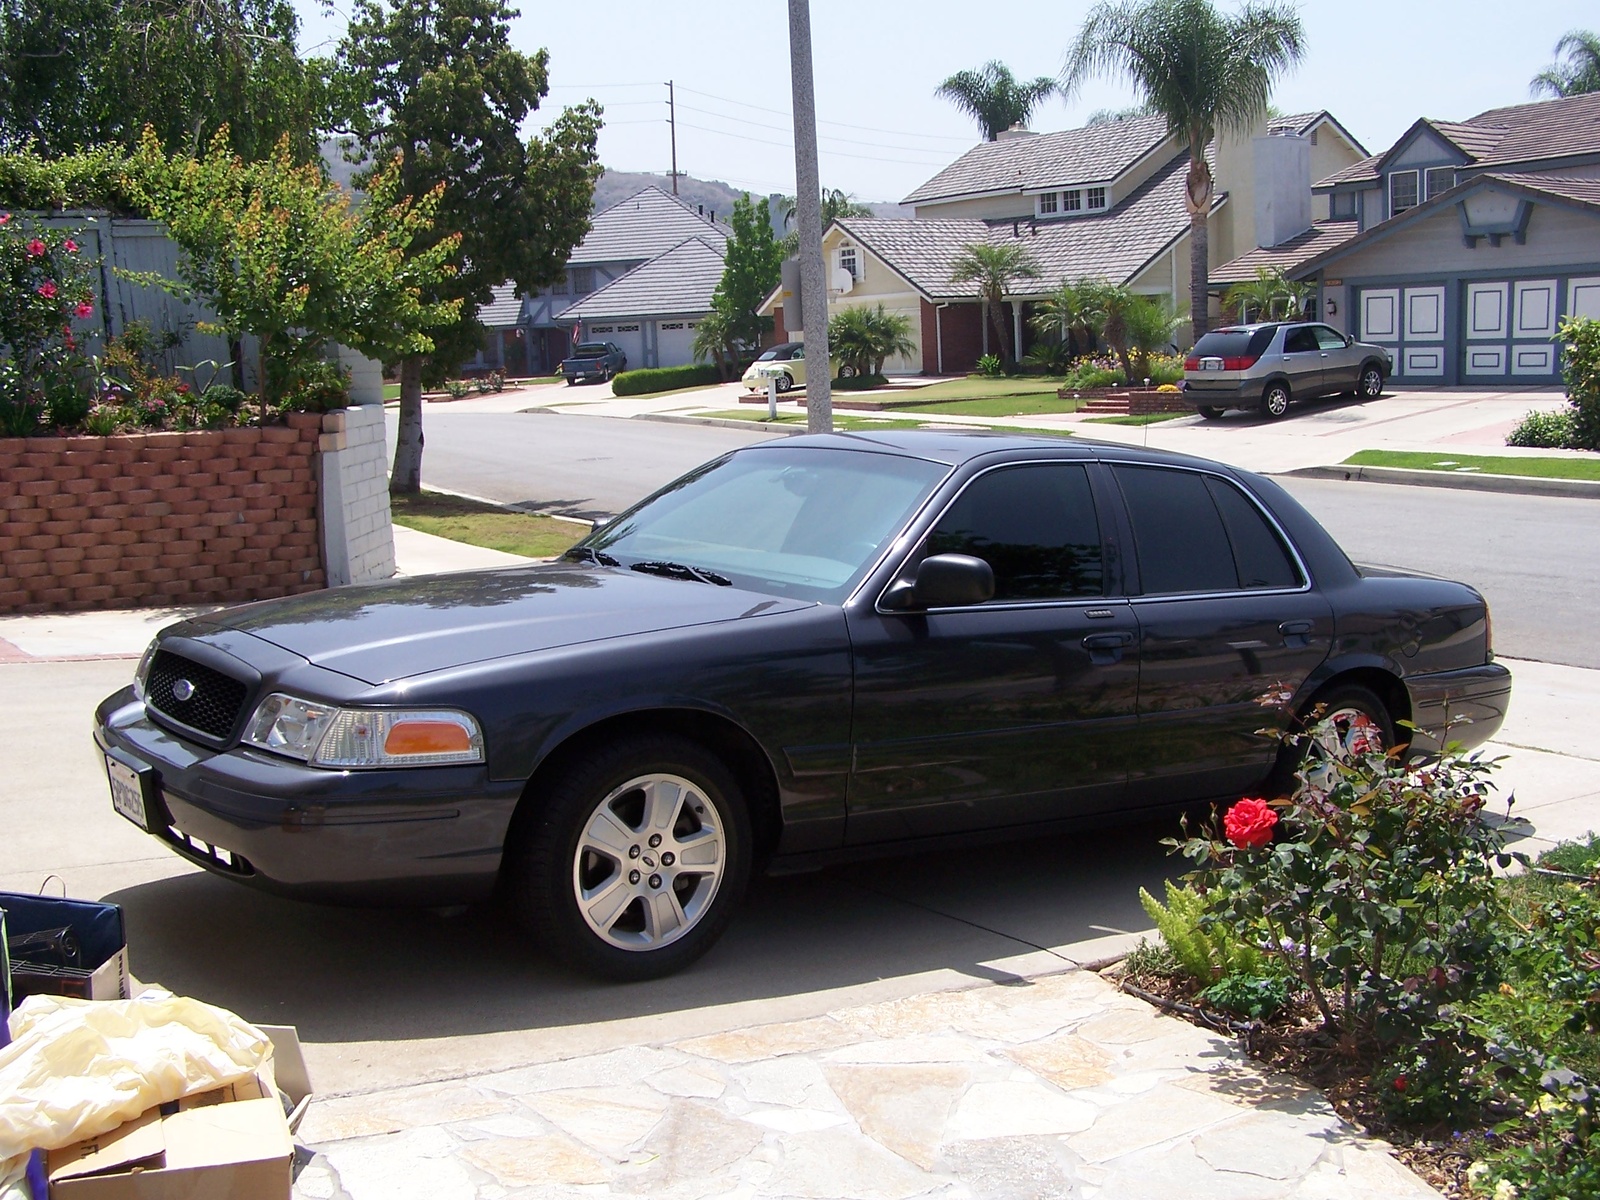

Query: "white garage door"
left=584, top=322, right=644, bottom=371
left=655, top=320, right=701, bottom=368
left=1570, top=277, right=1600, bottom=321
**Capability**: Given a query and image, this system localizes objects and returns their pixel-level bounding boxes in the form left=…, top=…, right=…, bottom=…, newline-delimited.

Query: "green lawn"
left=382, top=375, right=563, bottom=401
left=391, top=490, right=584, bottom=558
left=850, top=376, right=1084, bottom=418
left=1342, top=449, right=1600, bottom=481
left=895, top=376, right=1071, bottom=401
left=699, top=410, right=1071, bottom=438
left=1082, top=412, right=1190, bottom=426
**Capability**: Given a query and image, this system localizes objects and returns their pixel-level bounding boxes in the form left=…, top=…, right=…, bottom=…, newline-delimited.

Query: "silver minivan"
left=1183, top=322, right=1391, bottom=420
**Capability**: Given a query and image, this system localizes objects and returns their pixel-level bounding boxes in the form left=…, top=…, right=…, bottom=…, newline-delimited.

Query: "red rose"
left=1223, top=798, right=1278, bottom=849
left=63, top=239, right=78, bottom=253
left=36, top=280, right=57, bottom=299
left=26, top=238, right=45, bottom=256
left=1393, top=1074, right=1408, bottom=1092
left=75, top=302, right=93, bottom=319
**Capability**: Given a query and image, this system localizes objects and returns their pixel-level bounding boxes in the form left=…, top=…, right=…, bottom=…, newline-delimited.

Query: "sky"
left=292, top=0, right=1599, bottom=204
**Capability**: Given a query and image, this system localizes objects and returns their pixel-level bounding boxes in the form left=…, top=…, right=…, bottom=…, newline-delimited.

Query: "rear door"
left=1108, top=464, right=1333, bottom=805
left=1277, top=326, right=1326, bottom=397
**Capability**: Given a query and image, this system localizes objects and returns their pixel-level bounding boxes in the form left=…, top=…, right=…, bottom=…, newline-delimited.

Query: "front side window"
left=1313, top=325, right=1347, bottom=351
left=1390, top=169, right=1420, bottom=214
left=924, top=464, right=1105, bottom=601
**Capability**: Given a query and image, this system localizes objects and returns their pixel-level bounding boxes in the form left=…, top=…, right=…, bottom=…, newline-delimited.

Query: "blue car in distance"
left=562, top=341, right=627, bottom=385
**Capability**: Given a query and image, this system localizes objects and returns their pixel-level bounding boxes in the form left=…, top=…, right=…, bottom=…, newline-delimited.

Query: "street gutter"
left=1279, top=463, right=1600, bottom=500
left=634, top=412, right=811, bottom=435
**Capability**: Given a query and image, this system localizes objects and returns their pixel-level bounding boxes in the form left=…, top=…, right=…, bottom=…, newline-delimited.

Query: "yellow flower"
left=1493, top=1180, right=1518, bottom=1200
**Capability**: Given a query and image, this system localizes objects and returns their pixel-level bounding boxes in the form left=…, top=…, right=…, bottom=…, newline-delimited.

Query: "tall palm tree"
left=779, top=188, right=874, bottom=256
left=935, top=61, right=1058, bottom=141
left=1063, top=0, right=1306, bottom=341
left=950, top=242, right=1041, bottom=368
left=1531, top=29, right=1600, bottom=98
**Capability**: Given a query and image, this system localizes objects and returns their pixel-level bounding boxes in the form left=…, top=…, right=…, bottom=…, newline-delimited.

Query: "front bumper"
left=1402, top=662, right=1513, bottom=755
left=94, top=687, right=525, bottom=905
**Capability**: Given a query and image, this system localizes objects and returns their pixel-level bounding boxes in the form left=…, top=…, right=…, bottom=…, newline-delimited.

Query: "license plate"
left=106, top=755, right=150, bottom=832
left=1201, top=360, right=1223, bottom=371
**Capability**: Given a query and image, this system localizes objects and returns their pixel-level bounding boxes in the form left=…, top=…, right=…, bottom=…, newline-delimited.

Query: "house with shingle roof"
left=559, top=237, right=727, bottom=369
left=761, top=111, right=1365, bottom=375
left=1210, top=91, right=1600, bottom=386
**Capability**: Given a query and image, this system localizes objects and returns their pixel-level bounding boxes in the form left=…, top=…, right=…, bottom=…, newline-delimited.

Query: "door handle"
left=1083, top=632, right=1135, bottom=650
left=1278, top=620, right=1313, bottom=636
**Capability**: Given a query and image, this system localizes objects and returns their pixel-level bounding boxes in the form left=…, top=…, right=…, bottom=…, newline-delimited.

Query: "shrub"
left=278, top=360, right=351, bottom=413
left=1507, top=409, right=1577, bottom=448
left=201, top=384, right=248, bottom=413
left=1, top=210, right=98, bottom=435
left=1022, top=341, right=1074, bottom=374
left=1200, top=972, right=1291, bottom=1019
left=1139, top=880, right=1262, bottom=983
left=82, top=404, right=130, bottom=436
left=974, top=353, right=1004, bottom=378
left=833, top=373, right=888, bottom=391
left=611, top=363, right=723, bottom=396
left=441, top=378, right=470, bottom=399
left=1560, top=315, right=1600, bottom=451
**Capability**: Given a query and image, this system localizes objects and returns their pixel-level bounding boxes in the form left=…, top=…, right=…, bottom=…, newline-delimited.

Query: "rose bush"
left=0, top=211, right=98, bottom=434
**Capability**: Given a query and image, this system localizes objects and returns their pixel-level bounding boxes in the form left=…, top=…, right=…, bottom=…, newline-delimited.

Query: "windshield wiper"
left=629, top=560, right=732, bottom=586
left=562, top=546, right=620, bottom=567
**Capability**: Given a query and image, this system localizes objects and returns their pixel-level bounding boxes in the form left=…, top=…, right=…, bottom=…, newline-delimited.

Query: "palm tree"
left=950, top=241, right=1041, bottom=368
left=1123, top=294, right=1186, bottom=377
left=935, top=61, right=1058, bottom=141
left=1531, top=29, right=1600, bottom=98
left=829, top=305, right=917, bottom=379
left=1223, top=268, right=1284, bottom=323
left=1030, top=279, right=1103, bottom=357
left=1063, top=0, right=1307, bottom=341
left=779, top=188, right=874, bottom=256
left=691, top=305, right=738, bottom=380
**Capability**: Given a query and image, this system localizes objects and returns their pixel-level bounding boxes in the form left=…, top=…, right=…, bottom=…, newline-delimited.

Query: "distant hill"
left=592, top=170, right=912, bottom=231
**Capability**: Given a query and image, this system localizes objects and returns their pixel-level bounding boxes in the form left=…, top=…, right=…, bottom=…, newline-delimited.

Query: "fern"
left=1139, top=881, right=1262, bottom=983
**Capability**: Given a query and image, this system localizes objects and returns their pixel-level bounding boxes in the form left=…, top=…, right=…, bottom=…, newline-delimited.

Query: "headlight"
left=242, top=693, right=485, bottom=768
left=133, top=640, right=158, bottom=700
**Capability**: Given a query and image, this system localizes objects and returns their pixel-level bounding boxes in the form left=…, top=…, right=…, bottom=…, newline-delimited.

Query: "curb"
left=634, top=412, right=808, bottom=435
left=1279, top=464, right=1600, bottom=500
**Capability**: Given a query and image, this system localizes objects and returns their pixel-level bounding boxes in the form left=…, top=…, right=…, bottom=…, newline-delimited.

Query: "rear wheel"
left=1260, top=382, right=1291, bottom=420
left=774, top=373, right=793, bottom=393
left=1358, top=363, right=1384, bottom=399
left=1197, top=405, right=1225, bottom=420
left=1271, top=683, right=1398, bottom=796
left=504, top=734, right=752, bottom=980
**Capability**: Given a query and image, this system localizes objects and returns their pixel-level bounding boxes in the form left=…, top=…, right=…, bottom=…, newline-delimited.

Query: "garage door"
left=655, top=320, right=701, bottom=368
left=1463, top=279, right=1559, bottom=381
left=1359, top=284, right=1445, bottom=380
left=1570, top=276, right=1600, bottom=321
left=583, top=322, right=644, bottom=371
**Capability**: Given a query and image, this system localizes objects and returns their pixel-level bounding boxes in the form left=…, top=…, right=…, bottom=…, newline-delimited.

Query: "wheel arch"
left=1261, top=373, right=1293, bottom=398
left=1297, top=663, right=1413, bottom=733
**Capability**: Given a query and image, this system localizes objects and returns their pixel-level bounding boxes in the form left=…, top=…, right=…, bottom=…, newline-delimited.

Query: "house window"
left=1331, top=191, right=1356, bottom=219
left=551, top=273, right=570, bottom=295
left=1390, top=169, right=1420, bottom=215
left=1038, top=191, right=1058, bottom=215
left=1425, top=167, right=1454, bottom=200
left=1063, top=189, right=1083, bottom=212
left=571, top=267, right=596, bottom=294
left=1086, top=187, right=1107, bottom=210
left=838, top=246, right=860, bottom=279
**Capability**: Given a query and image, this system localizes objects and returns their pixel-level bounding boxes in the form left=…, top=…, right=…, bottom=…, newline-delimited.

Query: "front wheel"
left=1358, top=364, right=1384, bottom=399
left=504, top=735, right=752, bottom=980
left=1260, top=382, right=1291, bottom=420
left=774, top=373, right=793, bottom=393
left=1196, top=405, right=1225, bottom=420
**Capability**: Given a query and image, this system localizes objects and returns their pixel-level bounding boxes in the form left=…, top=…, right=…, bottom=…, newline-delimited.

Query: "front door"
left=1313, top=324, right=1360, bottom=391
left=1108, top=465, right=1333, bottom=806
left=846, top=462, right=1139, bottom=843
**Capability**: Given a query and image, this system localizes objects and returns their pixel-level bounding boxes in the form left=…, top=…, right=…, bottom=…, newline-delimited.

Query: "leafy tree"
left=0, top=0, right=328, bottom=161
left=950, top=241, right=1040, bottom=368
left=1064, top=0, right=1307, bottom=340
left=126, top=127, right=460, bottom=410
left=778, top=187, right=872, bottom=256
left=1531, top=29, right=1600, bottom=98
left=1030, top=279, right=1102, bottom=356
left=711, top=193, right=782, bottom=351
left=828, top=304, right=915, bottom=379
left=1122, top=292, right=1185, bottom=377
left=336, top=0, right=602, bottom=494
left=690, top=306, right=738, bottom=381
left=1223, top=266, right=1309, bottom=322
left=935, top=61, right=1058, bottom=141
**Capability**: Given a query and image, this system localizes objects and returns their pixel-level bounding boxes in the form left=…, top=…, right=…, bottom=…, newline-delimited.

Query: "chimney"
left=697, top=203, right=705, bottom=216
left=996, top=124, right=1038, bottom=142
left=710, top=209, right=716, bottom=223
left=1253, top=133, right=1312, bottom=249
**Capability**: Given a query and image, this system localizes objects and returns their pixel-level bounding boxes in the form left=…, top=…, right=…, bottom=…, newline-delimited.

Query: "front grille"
left=146, top=650, right=249, bottom=741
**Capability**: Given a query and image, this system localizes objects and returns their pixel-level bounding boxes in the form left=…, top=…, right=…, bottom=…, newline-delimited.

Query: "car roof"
left=758, top=429, right=1240, bottom=474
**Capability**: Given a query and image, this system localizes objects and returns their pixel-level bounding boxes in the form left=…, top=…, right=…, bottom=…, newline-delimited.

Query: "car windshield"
left=571, top=344, right=608, bottom=358
left=579, top=447, right=948, bottom=603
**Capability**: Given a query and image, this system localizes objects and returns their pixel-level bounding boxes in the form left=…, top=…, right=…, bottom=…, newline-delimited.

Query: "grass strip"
left=1342, top=449, right=1600, bottom=481
left=697, top=410, right=1070, bottom=437
left=1082, top=412, right=1189, bottom=426
left=390, top=490, right=584, bottom=559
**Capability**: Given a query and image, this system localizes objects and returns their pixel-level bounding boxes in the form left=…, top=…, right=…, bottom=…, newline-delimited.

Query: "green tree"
left=1064, top=0, right=1307, bottom=340
left=950, top=241, right=1040, bottom=369
left=712, top=193, right=782, bottom=351
left=691, top=305, right=738, bottom=381
left=1223, top=266, right=1309, bottom=322
left=935, top=61, right=1058, bottom=141
left=0, top=0, right=328, bottom=161
left=1531, top=30, right=1600, bottom=97
left=1122, top=292, right=1185, bottom=377
left=336, top=0, right=602, bottom=494
left=779, top=187, right=872, bottom=256
left=828, top=304, right=915, bottom=379
left=126, top=127, right=461, bottom=409
left=1030, top=279, right=1102, bottom=356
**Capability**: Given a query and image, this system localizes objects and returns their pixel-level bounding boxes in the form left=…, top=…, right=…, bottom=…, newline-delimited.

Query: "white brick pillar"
left=319, top=405, right=396, bottom=586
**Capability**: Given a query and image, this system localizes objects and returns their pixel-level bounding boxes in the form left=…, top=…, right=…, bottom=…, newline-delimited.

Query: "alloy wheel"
left=1303, top=705, right=1387, bottom=790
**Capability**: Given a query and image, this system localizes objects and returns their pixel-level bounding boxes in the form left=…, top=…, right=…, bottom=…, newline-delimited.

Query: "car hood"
left=185, top=563, right=815, bottom=685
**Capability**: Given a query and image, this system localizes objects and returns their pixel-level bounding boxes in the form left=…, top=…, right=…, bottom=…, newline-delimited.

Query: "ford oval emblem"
left=172, top=678, right=195, bottom=702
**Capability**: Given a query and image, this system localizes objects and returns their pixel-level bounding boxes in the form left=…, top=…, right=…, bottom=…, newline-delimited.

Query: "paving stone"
left=732, top=1057, right=846, bottom=1111
left=741, top=1107, right=851, bottom=1132
left=1295, top=1141, right=1444, bottom=1198
left=823, top=1064, right=976, bottom=1169
left=830, top=989, right=997, bottom=1040
left=672, top=1017, right=859, bottom=1063
left=951, top=1000, right=1098, bottom=1045
left=759, top=1128, right=947, bottom=1200
left=1065, top=1083, right=1244, bottom=1163
left=1107, top=1028, right=1238, bottom=1074
left=1003, top=1036, right=1116, bottom=1091
left=618, top=1099, right=766, bottom=1194
left=465, top=1115, right=548, bottom=1140
left=822, top=1037, right=995, bottom=1065
left=460, top=1134, right=611, bottom=1188
left=295, top=1165, right=336, bottom=1199
left=519, top=1086, right=671, bottom=1159
left=1092, top=1142, right=1288, bottom=1200
left=937, top=1135, right=1080, bottom=1200
left=322, top=1129, right=476, bottom=1200
left=1193, top=1112, right=1332, bottom=1179
left=299, top=1082, right=516, bottom=1143
left=944, top=1080, right=1098, bottom=1141
left=1173, top=1063, right=1321, bottom=1110
left=648, top=1062, right=729, bottom=1099
left=1071, top=1007, right=1173, bottom=1047
left=482, top=1047, right=690, bottom=1095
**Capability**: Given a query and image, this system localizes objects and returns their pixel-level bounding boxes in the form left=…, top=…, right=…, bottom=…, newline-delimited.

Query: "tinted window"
left=1313, top=325, right=1347, bottom=351
left=1282, top=327, right=1319, bottom=354
left=572, top=344, right=608, bottom=358
left=1191, top=327, right=1277, bottom=359
left=1114, top=466, right=1236, bottom=594
left=1204, top=478, right=1302, bottom=589
left=926, top=464, right=1104, bottom=600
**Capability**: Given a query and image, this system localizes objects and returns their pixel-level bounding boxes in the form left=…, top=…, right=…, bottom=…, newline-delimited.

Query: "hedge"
left=610, top=363, right=724, bottom=396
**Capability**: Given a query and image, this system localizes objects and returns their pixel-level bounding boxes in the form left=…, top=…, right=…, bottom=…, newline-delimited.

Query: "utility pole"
left=666, top=79, right=680, bottom=195
left=787, top=0, right=832, bottom=433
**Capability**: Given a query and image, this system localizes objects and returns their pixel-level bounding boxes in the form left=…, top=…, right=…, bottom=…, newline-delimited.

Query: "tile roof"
left=1267, top=111, right=1324, bottom=135
left=558, top=237, right=726, bottom=320
left=1476, top=170, right=1600, bottom=210
left=476, top=282, right=524, bottom=327
left=902, top=113, right=1172, bottom=205
left=1428, top=120, right=1508, bottom=159
left=1208, top=220, right=1360, bottom=285
left=849, top=152, right=1198, bottom=300
left=567, top=186, right=730, bottom=266
left=1315, top=153, right=1381, bottom=187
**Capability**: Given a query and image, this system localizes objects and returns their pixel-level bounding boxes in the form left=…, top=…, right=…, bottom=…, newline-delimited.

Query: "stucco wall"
left=319, top=405, right=395, bottom=587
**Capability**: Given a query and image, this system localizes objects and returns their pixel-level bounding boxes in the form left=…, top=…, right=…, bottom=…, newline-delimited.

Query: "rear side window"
left=926, top=464, right=1104, bottom=600
left=1192, top=327, right=1276, bottom=359
left=1114, top=466, right=1301, bottom=594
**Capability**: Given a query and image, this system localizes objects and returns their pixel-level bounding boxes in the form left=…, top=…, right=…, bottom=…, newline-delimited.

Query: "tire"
left=838, top=364, right=857, bottom=379
left=1260, top=381, right=1291, bottom=420
left=1269, top=683, right=1398, bottom=797
left=774, top=373, right=793, bottom=393
left=1196, top=405, right=1225, bottom=420
left=565, top=377, right=575, bottom=386
left=1357, top=363, right=1384, bottom=399
left=504, top=734, right=752, bottom=980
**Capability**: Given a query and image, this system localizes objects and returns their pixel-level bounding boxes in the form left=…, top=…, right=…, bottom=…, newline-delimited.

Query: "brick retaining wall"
left=0, top=413, right=326, bottom=614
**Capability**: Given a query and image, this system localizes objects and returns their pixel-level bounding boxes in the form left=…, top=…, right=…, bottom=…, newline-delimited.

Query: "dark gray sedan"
left=95, top=434, right=1510, bottom=978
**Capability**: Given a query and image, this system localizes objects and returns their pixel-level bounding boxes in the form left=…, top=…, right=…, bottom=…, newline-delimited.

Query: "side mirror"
left=1345, top=334, right=1354, bottom=347
left=880, top=553, right=995, bottom=611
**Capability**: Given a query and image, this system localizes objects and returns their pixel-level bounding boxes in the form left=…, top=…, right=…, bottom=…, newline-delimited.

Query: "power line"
left=676, top=122, right=954, bottom=168
left=677, top=84, right=973, bottom=144
left=676, top=104, right=954, bottom=158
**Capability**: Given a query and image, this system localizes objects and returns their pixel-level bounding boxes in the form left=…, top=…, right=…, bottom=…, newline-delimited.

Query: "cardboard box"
left=46, top=1025, right=314, bottom=1200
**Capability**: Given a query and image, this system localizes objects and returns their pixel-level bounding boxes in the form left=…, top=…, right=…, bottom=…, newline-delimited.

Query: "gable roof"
left=476, top=282, right=524, bottom=327
left=567, top=186, right=730, bottom=266
left=902, top=113, right=1172, bottom=205
left=559, top=236, right=727, bottom=320
left=1208, top=220, right=1360, bottom=286
left=851, top=152, right=1201, bottom=300
left=1268, top=110, right=1370, bottom=155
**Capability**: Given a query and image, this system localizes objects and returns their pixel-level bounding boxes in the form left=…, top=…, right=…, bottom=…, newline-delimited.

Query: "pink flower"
left=0, top=212, right=10, bottom=225
left=74, top=301, right=94, bottom=319
left=63, top=239, right=78, bottom=253
left=26, top=238, right=46, bottom=257
left=36, top=280, right=57, bottom=299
